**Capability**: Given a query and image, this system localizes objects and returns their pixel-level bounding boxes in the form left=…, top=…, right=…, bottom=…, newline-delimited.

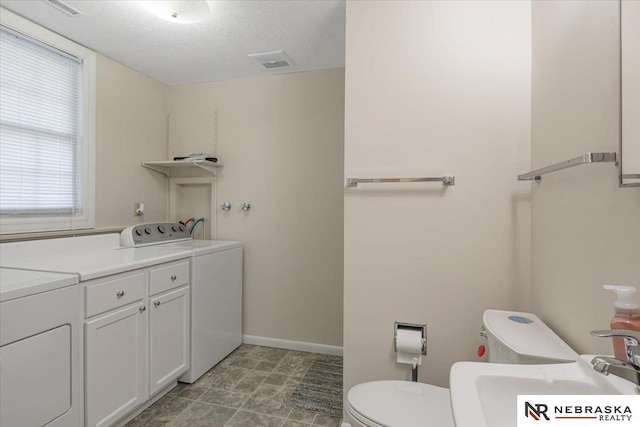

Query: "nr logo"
left=525, top=402, right=550, bottom=421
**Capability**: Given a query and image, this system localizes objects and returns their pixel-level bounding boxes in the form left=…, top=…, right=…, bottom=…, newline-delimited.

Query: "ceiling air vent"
left=248, top=50, right=295, bottom=71
left=43, top=0, right=82, bottom=17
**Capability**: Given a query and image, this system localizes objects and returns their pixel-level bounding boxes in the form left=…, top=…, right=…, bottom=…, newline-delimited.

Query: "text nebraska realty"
left=526, top=403, right=633, bottom=422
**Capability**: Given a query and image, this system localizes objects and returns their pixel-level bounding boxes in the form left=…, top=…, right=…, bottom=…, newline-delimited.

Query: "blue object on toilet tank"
left=508, top=315, right=533, bottom=324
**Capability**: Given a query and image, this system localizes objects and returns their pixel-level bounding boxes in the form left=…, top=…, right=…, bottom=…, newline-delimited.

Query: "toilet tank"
left=483, top=310, right=578, bottom=364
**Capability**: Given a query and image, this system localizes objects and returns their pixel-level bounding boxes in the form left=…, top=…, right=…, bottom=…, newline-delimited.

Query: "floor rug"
left=289, top=354, right=343, bottom=417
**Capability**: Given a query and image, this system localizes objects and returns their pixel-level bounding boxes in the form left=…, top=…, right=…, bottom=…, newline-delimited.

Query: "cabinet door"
left=149, top=286, right=190, bottom=395
left=85, top=303, right=148, bottom=427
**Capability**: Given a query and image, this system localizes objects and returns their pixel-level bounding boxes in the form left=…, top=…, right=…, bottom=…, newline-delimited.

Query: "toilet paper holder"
left=394, top=322, right=427, bottom=355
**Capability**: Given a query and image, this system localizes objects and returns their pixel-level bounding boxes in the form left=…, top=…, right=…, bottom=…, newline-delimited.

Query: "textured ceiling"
left=0, top=0, right=345, bottom=86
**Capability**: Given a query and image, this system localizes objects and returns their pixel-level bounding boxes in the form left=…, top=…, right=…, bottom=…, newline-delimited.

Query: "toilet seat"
left=346, top=380, right=455, bottom=427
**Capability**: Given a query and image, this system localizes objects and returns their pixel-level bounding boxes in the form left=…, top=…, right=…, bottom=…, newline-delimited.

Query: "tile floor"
left=126, top=344, right=343, bottom=427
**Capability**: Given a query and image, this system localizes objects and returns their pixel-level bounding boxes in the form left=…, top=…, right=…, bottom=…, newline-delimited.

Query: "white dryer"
left=0, top=268, right=80, bottom=427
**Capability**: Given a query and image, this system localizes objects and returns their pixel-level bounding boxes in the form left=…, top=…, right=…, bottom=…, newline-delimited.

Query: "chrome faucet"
left=590, top=329, right=640, bottom=391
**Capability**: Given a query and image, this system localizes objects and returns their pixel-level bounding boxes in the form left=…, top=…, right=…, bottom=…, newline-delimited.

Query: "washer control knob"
left=144, top=227, right=152, bottom=235
left=135, top=229, right=142, bottom=236
left=158, top=225, right=166, bottom=234
left=171, top=225, right=179, bottom=232
left=179, top=225, right=185, bottom=232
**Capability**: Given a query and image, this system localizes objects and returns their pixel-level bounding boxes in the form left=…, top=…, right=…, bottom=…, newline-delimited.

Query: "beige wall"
left=95, top=55, right=168, bottom=229
left=167, top=69, right=345, bottom=347
left=343, top=0, right=531, bottom=404
left=530, top=1, right=640, bottom=355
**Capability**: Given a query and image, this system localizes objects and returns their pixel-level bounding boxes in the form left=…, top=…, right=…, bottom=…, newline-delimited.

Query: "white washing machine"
left=0, top=267, right=80, bottom=427
left=120, top=223, right=243, bottom=383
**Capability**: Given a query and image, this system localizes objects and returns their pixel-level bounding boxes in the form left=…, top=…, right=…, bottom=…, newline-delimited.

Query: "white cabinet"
left=83, top=260, right=190, bottom=427
left=149, top=286, right=190, bottom=395
left=85, top=303, right=148, bottom=427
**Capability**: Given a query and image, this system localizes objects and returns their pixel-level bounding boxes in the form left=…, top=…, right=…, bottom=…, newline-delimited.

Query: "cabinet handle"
left=116, top=291, right=125, bottom=298
left=139, top=306, right=146, bottom=313
left=170, top=275, right=177, bottom=281
left=154, top=300, right=161, bottom=307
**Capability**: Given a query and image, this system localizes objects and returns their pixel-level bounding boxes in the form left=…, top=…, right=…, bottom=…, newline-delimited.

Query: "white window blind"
left=0, top=26, right=83, bottom=218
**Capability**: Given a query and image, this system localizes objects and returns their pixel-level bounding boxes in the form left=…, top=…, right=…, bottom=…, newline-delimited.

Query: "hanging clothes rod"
left=518, top=152, right=617, bottom=182
left=347, top=176, right=455, bottom=187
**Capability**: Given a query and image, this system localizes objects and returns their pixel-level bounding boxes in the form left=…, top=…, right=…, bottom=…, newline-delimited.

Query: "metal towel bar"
left=518, top=152, right=617, bottom=182
left=347, top=176, right=455, bottom=187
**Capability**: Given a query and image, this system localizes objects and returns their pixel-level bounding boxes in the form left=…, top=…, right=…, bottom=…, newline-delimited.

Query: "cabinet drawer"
left=149, top=261, right=189, bottom=296
left=85, top=273, right=145, bottom=318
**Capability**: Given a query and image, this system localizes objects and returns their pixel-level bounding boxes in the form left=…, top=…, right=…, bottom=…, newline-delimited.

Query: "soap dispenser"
left=603, top=285, right=640, bottom=360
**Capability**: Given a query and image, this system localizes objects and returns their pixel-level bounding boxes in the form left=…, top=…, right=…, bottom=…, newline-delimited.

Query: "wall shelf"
left=141, top=160, right=221, bottom=177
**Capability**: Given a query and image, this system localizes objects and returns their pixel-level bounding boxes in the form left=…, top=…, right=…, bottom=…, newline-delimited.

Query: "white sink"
left=450, top=355, right=638, bottom=427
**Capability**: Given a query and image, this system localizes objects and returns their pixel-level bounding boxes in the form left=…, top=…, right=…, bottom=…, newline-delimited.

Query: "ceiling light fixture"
left=140, top=1, right=211, bottom=24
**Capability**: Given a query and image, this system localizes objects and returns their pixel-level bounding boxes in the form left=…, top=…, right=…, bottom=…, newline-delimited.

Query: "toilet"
left=345, top=309, right=579, bottom=427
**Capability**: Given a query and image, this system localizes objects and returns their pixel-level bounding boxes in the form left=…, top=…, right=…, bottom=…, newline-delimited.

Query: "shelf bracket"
left=141, top=163, right=170, bottom=176
left=191, top=161, right=219, bottom=176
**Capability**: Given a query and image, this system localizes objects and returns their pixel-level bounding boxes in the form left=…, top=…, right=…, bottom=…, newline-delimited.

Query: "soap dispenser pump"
left=603, top=285, right=640, bottom=361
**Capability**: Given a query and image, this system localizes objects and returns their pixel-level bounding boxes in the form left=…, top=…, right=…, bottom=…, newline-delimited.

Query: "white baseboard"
left=242, top=335, right=343, bottom=356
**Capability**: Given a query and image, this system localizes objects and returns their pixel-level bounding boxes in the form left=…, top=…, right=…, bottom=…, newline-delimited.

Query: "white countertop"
left=0, top=267, right=79, bottom=302
left=0, top=246, right=192, bottom=281
left=0, top=233, right=120, bottom=261
left=142, top=239, right=243, bottom=255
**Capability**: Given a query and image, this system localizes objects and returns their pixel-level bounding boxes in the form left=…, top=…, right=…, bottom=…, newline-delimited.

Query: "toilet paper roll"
left=396, top=329, right=423, bottom=365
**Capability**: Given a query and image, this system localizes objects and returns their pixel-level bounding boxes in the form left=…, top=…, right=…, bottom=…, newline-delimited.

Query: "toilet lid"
left=347, top=381, right=455, bottom=427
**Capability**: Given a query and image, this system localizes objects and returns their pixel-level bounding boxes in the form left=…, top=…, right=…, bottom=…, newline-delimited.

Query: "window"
left=0, top=9, right=95, bottom=234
